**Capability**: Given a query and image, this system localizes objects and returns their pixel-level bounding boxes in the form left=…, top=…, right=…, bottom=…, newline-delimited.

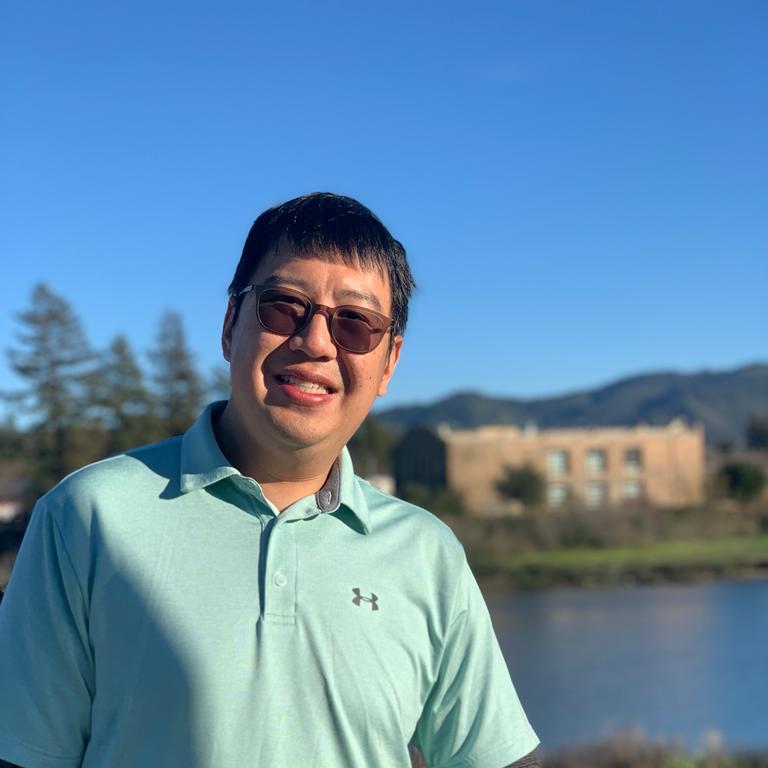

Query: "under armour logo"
left=352, top=587, right=379, bottom=611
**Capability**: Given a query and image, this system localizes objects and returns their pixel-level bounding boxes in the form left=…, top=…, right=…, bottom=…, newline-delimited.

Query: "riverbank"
left=410, top=734, right=768, bottom=768
left=470, top=534, right=768, bottom=588
left=542, top=736, right=768, bottom=767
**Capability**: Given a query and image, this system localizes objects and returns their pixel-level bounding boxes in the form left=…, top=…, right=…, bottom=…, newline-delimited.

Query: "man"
left=0, top=193, right=539, bottom=767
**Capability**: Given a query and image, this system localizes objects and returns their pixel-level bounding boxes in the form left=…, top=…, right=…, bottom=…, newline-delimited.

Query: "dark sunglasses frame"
left=236, top=284, right=394, bottom=354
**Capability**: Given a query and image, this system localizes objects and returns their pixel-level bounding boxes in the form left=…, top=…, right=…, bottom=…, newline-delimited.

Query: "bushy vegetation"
left=347, top=414, right=396, bottom=476
left=400, top=483, right=466, bottom=517
left=440, top=501, right=768, bottom=553
left=543, top=733, right=768, bottom=768
left=496, top=464, right=546, bottom=507
left=436, top=503, right=768, bottom=587
left=408, top=734, right=768, bottom=768
left=467, top=535, right=768, bottom=588
left=718, top=462, right=766, bottom=504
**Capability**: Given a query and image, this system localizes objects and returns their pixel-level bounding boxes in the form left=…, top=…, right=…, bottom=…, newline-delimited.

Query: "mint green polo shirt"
left=0, top=403, right=538, bottom=768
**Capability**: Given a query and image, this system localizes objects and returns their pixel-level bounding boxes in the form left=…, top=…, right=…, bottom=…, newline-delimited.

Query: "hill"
left=377, top=363, right=768, bottom=446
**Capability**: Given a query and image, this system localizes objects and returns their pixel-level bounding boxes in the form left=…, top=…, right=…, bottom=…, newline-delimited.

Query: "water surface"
left=487, top=579, right=768, bottom=750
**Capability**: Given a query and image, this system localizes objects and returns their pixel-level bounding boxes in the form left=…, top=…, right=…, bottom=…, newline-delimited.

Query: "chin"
left=265, top=412, right=337, bottom=451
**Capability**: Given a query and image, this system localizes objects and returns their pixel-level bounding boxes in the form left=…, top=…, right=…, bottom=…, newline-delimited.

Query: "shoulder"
left=39, top=436, right=183, bottom=521
left=355, top=476, right=467, bottom=564
left=24, top=437, right=185, bottom=574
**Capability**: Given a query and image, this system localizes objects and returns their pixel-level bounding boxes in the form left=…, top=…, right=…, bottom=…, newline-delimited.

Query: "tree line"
left=1, top=284, right=229, bottom=506
left=1, top=284, right=394, bottom=513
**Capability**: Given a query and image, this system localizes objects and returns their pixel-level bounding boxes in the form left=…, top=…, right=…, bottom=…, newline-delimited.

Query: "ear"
left=377, top=335, right=403, bottom=397
left=221, top=299, right=236, bottom=362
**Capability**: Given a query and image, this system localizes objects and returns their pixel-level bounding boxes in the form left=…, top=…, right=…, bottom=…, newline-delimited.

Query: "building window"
left=622, top=480, right=643, bottom=501
left=624, top=447, right=643, bottom=473
left=585, top=449, right=607, bottom=475
left=547, top=449, right=570, bottom=476
left=547, top=483, right=569, bottom=509
left=584, top=482, right=607, bottom=509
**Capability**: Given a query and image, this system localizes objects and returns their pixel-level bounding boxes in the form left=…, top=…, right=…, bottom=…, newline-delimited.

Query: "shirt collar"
left=179, top=402, right=370, bottom=534
left=179, top=402, right=240, bottom=493
left=336, top=446, right=371, bottom=534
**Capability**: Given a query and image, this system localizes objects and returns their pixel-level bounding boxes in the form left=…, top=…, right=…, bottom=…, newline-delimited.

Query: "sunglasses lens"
left=258, top=290, right=309, bottom=334
left=256, top=288, right=389, bottom=353
left=332, top=311, right=384, bottom=354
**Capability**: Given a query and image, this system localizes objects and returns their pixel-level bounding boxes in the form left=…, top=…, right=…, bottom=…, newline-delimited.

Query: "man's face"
left=222, top=244, right=402, bottom=458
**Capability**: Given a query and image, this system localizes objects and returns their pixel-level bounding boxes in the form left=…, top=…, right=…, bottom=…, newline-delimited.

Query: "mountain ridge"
left=376, top=363, right=768, bottom=445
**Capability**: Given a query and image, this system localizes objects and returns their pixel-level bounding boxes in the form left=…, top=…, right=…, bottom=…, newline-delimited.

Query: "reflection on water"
left=486, top=579, right=768, bottom=750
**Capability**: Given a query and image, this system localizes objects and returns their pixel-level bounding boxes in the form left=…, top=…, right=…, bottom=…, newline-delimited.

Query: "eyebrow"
left=261, top=275, right=384, bottom=312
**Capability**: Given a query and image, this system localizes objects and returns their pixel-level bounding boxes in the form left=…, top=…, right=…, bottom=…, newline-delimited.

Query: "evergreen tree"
left=96, top=335, right=156, bottom=453
left=149, top=311, right=204, bottom=438
left=7, top=283, right=98, bottom=500
left=208, top=364, right=231, bottom=403
left=0, top=416, right=25, bottom=462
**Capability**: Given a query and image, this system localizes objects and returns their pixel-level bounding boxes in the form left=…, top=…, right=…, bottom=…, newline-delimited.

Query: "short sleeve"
left=0, top=500, right=93, bottom=768
left=412, top=559, right=539, bottom=768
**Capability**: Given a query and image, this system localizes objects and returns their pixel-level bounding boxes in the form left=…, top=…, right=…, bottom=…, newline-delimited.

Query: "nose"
left=288, top=308, right=337, bottom=359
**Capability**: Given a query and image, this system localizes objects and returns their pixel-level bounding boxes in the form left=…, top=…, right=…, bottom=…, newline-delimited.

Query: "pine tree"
left=208, top=364, right=231, bottom=404
left=96, top=335, right=156, bottom=453
left=149, top=311, right=205, bottom=438
left=7, top=283, right=99, bottom=500
left=0, top=416, right=25, bottom=462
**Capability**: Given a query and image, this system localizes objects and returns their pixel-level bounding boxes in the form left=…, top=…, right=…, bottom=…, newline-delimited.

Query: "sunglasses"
left=236, top=284, right=394, bottom=354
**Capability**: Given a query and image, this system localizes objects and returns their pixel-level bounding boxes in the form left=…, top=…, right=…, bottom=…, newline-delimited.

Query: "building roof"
left=437, top=420, right=704, bottom=444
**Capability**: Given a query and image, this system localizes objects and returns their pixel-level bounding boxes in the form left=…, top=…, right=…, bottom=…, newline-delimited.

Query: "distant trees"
left=0, top=419, right=25, bottom=462
left=208, top=364, right=231, bottom=403
left=400, top=483, right=465, bottom=518
left=149, top=311, right=205, bottom=438
left=747, top=413, right=768, bottom=451
left=7, top=284, right=100, bottom=500
left=496, top=465, right=546, bottom=508
left=4, top=284, right=218, bottom=505
left=348, top=415, right=395, bottom=476
left=94, top=335, right=155, bottom=454
left=719, top=462, right=766, bottom=504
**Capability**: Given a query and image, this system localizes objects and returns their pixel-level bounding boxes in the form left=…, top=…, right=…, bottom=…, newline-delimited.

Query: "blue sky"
left=1, top=0, right=766, bottom=415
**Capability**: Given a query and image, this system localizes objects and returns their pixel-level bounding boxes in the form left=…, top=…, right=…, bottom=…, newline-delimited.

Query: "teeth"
left=281, top=375, right=330, bottom=394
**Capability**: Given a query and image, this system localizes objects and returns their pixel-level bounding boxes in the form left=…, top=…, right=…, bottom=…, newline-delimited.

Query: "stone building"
left=393, top=420, right=705, bottom=515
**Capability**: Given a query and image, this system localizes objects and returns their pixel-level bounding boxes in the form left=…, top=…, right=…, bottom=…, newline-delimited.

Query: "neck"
left=213, top=402, right=338, bottom=511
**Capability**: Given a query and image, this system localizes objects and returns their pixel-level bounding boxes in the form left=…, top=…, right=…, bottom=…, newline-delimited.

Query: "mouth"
left=274, top=373, right=335, bottom=396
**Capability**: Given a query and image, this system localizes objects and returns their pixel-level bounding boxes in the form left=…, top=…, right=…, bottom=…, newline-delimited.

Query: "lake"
left=487, top=578, right=768, bottom=751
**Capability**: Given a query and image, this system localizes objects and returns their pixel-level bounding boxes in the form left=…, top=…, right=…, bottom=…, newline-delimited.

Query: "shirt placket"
left=262, top=517, right=298, bottom=625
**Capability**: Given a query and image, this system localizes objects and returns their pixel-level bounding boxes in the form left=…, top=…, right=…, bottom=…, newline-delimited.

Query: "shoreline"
left=539, top=736, right=768, bottom=768
left=477, top=563, right=768, bottom=591
left=470, top=534, right=768, bottom=590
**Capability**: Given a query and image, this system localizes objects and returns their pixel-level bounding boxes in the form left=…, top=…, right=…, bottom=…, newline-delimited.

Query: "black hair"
left=227, top=192, right=415, bottom=336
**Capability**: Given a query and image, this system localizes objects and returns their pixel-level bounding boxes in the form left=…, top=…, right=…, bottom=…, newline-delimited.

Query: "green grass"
left=471, top=535, right=768, bottom=586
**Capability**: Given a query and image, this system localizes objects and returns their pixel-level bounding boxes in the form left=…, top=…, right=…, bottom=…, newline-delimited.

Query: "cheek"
left=345, top=358, right=388, bottom=395
left=229, top=329, right=274, bottom=381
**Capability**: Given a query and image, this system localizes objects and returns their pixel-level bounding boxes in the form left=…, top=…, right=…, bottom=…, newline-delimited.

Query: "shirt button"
left=274, top=572, right=287, bottom=588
